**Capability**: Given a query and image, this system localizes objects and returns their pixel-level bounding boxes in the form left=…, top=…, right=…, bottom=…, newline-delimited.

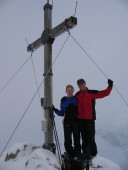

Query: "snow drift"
left=0, top=143, right=122, bottom=170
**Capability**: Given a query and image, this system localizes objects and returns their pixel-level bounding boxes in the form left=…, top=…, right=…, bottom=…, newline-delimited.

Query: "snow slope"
left=0, top=143, right=122, bottom=170
left=0, top=143, right=61, bottom=170
left=96, top=129, right=128, bottom=170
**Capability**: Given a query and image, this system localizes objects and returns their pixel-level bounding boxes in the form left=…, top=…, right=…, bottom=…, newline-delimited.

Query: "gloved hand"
left=53, top=105, right=59, bottom=113
left=108, top=79, right=113, bottom=87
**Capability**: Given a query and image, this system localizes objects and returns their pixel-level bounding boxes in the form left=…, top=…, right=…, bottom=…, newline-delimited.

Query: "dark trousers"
left=78, top=119, right=97, bottom=158
left=63, top=121, right=81, bottom=157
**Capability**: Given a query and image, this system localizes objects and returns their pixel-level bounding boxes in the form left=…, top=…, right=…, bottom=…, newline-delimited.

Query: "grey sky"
left=0, top=0, right=128, bottom=168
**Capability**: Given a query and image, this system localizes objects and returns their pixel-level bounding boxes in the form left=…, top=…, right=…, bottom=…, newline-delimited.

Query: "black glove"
left=61, top=96, right=66, bottom=103
left=108, top=79, right=113, bottom=87
left=53, top=105, right=59, bottom=113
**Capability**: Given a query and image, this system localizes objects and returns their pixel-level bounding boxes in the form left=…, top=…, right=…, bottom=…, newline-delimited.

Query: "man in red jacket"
left=75, top=78, right=113, bottom=160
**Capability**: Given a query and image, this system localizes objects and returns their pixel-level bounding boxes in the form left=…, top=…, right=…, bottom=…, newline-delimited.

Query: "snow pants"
left=78, top=119, right=97, bottom=159
left=63, top=120, right=81, bottom=157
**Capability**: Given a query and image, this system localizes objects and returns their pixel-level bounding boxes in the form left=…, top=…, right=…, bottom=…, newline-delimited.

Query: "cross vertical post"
left=42, top=2, right=54, bottom=151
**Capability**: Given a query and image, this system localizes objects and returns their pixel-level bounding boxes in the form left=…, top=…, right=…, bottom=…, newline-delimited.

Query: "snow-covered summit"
left=0, top=143, right=122, bottom=170
left=0, top=143, right=61, bottom=170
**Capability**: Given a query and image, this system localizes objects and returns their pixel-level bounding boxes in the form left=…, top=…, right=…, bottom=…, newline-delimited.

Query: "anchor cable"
left=30, top=55, right=41, bottom=100
left=0, top=34, right=70, bottom=157
left=68, top=32, right=128, bottom=106
left=0, top=54, right=32, bottom=95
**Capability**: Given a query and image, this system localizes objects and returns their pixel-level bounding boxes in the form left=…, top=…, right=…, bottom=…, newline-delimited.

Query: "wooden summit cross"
left=27, top=0, right=77, bottom=152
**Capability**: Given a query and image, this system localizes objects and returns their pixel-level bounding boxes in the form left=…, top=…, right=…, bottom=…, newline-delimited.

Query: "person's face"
left=66, top=87, right=74, bottom=97
left=77, top=82, right=86, bottom=91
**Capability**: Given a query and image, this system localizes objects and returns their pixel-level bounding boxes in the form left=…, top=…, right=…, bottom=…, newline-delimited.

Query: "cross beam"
left=27, top=16, right=77, bottom=52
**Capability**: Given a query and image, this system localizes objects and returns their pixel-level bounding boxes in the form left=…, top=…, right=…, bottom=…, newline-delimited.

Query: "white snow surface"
left=0, top=143, right=122, bottom=170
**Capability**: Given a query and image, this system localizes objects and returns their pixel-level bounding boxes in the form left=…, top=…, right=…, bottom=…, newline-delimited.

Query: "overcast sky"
left=0, top=0, right=128, bottom=161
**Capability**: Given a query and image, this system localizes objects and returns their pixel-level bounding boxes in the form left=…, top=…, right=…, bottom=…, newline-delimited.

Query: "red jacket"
left=75, top=86, right=112, bottom=120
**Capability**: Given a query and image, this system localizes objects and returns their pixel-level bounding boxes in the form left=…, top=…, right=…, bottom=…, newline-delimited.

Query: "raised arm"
left=91, top=79, right=113, bottom=99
